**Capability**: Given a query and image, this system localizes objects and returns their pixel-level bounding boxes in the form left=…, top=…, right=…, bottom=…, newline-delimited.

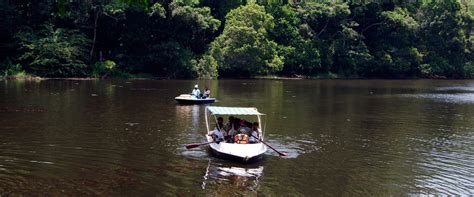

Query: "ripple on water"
left=0, top=139, right=165, bottom=195
left=435, top=86, right=474, bottom=92
left=400, top=93, right=474, bottom=104
left=265, top=133, right=322, bottom=158
left=181, top=150, right=208, bottom=159
left=405, top=132, right=474, bottom=195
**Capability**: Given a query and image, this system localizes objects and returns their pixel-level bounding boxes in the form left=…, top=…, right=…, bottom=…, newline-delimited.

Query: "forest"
left=0, top=0, right=473, bottom=79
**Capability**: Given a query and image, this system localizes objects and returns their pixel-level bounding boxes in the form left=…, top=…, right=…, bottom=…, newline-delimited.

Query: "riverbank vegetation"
left=1, top=0, right=473, bottom=79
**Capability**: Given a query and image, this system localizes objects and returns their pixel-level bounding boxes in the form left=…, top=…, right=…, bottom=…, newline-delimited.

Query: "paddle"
left=251, top=135, right=288, bottom=157
left=185, top=141, right=214, bottom=149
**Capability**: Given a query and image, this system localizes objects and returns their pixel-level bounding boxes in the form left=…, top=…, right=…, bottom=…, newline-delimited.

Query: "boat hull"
left=175, top=94, right=215, bottom=104
left=209, top=146, right=264, bottom=163
left=207, top=136, right=267, bottom=163
left=175, top=98, right=216, bottom=104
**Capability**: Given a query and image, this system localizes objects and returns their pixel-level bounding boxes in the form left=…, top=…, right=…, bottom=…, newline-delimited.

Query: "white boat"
left=175, top=94, right=216, bottom=104
left=204, top=106, right=267, bottom=163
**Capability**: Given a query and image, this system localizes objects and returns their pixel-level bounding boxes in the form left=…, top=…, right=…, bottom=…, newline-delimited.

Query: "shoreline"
left=0, top=75, right=466, bottom=81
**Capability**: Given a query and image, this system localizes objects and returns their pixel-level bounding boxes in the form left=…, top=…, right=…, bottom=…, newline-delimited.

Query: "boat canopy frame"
left=206, top=106, right=265, bottom=116
left=205, top=106, right=266, bottom=140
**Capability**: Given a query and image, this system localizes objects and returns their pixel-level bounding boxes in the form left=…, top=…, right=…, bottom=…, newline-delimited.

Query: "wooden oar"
left=251, top=135, right=288, bottom=157
left=185, top=141, right=214, bottom=149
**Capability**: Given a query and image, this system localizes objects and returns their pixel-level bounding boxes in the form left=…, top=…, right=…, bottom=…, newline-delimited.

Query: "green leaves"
left=171, top=5, right=220, bottom=34
left=196, top=55, right=218, bottom=79
left=149, top=3, right=166, bottom=17
left=2, top=0, right=474, bottom=79
left=104, top=0, right=130, bottom=16
left=0, top=58, right=24, bottom=78
left=418, top=0, right=474, bottom=78
left=91, top=60, right=116, bottom=77
left=16, top=24, right=90, bottom=77
left=381, top=7, right=418, bottom=31
left=209, top=4, right=283, bottom=77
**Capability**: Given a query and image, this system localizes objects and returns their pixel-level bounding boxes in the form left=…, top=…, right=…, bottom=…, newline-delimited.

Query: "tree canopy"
left=0, top=0, right=473, bottom=79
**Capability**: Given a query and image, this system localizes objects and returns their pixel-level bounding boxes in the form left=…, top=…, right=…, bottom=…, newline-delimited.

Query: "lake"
left=1, top=79, right=473, bottom=195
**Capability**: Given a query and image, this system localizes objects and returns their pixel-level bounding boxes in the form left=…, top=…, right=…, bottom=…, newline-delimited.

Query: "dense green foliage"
left=209, top=4, right=283, bottom=77
left=0, top=0, right=473, bottom=79
left=16, top=24, right=90, bottom=77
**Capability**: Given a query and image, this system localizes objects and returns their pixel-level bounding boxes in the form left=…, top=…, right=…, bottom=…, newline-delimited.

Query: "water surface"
left=1, top=79, right=473, bottom=195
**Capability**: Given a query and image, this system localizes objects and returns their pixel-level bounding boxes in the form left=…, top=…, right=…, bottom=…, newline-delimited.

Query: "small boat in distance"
left=175, top=94, right=216, bottom=104
left=204, top=106, right=267, bottom=163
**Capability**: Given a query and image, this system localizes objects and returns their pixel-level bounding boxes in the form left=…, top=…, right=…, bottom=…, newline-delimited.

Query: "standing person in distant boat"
left=202, top=87, right=211, bottom=99
left=191, top=84, right=201, bottom=98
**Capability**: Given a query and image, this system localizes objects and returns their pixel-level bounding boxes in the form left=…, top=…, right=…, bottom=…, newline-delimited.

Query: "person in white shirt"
left=209, top=117, right=224, bottom=143
left=209, top=126, right=224, bottom=143
left=191, top=84, right=201, bottom=98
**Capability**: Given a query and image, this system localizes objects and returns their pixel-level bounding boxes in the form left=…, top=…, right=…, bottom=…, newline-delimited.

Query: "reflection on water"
left=401, top=93, right=474, bottom=104
left=201, top=159, right=263, bottom=195
left=394, top=83, right=474, bottom=104
left=175, top=104, right=201, bottom=132
left=435, top=86, right=474, bottom=92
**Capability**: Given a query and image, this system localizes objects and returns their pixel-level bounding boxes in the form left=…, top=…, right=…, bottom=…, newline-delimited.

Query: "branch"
left=90, top=7, right=101, bottom=62
left=361, top=22, right=384, bottom=35
left=316, top=20, right=329, bottom=38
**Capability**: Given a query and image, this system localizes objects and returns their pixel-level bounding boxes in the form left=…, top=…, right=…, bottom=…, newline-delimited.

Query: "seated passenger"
left=208, top=123, right=224, bottom=143
left=227, top=119, right=241, bottom=143
left=249, top=122, right=260, bottom=144
left=238, top=119, right=251, bottom=135
left=202, top=87, right=211, bottom=99
left=216, top=117, right=226, bottom=139
left=223, top=116, right=234, bottom=142
left=216, top=117, right=224, bottom=130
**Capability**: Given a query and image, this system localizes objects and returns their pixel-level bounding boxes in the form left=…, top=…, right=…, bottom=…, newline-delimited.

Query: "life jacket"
left=234, top=134, right=249, bottom=144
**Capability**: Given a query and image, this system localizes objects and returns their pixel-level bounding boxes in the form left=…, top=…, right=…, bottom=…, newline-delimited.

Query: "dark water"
left=1, top=79, right=474, bottom=195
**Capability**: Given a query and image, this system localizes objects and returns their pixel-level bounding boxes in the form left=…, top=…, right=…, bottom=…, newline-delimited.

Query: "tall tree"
left=267, top=4, right=321, bottom=76
left=209, top=3, right=283, bottom=77
left=16, top=24, right=90, bottom=77
left=299, top=2, right=371, bottom=77
left=352, top=2, right=421, bottom=78
left=418, top=0, right=474, bottom=78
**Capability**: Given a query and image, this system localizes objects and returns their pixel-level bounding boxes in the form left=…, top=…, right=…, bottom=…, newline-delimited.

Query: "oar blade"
left=185, top=143, right=200, bottom=149
left=185, top=141, right=213, bottom=149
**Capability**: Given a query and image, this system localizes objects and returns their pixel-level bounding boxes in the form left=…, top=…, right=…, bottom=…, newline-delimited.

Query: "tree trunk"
left=90, top=8, right=100, bottom=62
